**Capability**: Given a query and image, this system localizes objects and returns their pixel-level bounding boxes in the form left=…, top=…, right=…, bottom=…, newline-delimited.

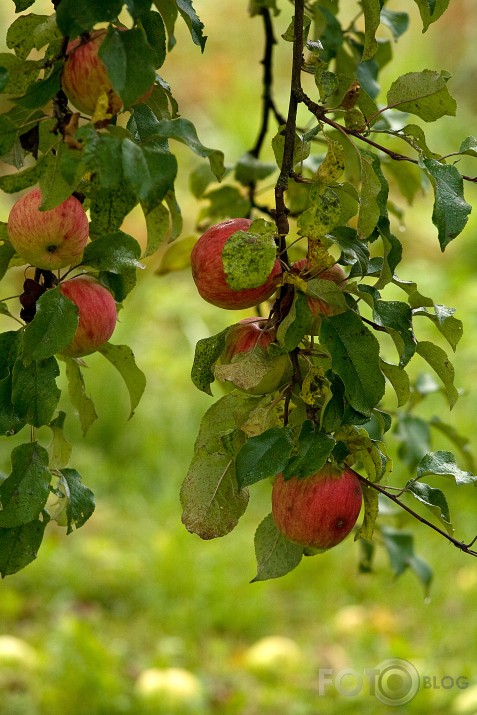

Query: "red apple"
left=215, top=317, right=292, bottom=395
left=59, top=276, right=117, bottom=357
left=292, top=258, right=347, bottom=319
left=62, top=29, right=153, bottom=116
left=191, top=218, right=282, bottom=310
left=271, top=465, right=362, bottom=550
left=7, top=188, right=89, bottom=271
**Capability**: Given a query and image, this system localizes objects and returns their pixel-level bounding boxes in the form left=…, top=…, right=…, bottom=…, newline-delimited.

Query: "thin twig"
left=353, top=469, right=477, bottom=557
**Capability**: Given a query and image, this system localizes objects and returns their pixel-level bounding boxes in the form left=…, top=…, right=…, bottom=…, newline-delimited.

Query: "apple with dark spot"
left=59, top=276, right=117, bottom=357
left=272, top=465, right=362, bottom=550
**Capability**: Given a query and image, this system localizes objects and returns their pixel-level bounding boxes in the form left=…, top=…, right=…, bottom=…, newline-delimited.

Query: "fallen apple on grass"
left=7, top=188, right=89, bottom=271
left=191, top=218, right=282, bottom=310
left=271, top=465, right=363, bottom=550
left=59, top=275, right=117, bottom=357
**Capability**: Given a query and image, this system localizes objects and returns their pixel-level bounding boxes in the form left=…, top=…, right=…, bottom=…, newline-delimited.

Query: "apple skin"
left=292, top=257, right=346, bottom=322
left=271, top=465, right=362, bottom=550
left=7, top=188, right=89, bottom=270
left=62, top=29, right=153, bottom=115
left=59, top=276, right=117, bottom=357
left=191, top=218, right=282, bottom=310
left=224, top=317, right=275, bottom=358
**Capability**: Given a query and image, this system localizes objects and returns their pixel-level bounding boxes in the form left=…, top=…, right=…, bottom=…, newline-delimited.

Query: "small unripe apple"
left=62, top=29, right=153, bottom=116
left=215, top=317, right=292, bottom=395
left=134, top=667, right=205, bottom=713
left=7, top=188, right=89, bottom=270
left=292, top=258, right=347, bottom=329
left=272, top=465, right=362, bottom=550
left=191, top=218, right=282, bottom=310
left=59, top=276, right=117, bottom=357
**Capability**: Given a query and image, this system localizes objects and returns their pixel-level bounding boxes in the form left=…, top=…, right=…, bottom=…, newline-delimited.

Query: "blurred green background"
left=1, top=1, right=477, bottom=713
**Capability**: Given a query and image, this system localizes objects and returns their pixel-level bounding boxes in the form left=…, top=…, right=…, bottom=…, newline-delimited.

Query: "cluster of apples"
left=5, top=26, right=156, bottom=357
left=190, top=218, right=363, bottom=552
left=7, top=188, right=117, bottom=357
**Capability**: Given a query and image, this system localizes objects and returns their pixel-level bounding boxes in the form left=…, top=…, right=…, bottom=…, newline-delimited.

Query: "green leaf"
left=412, top=0, right=449, bottom=32
left=191, top=328, right=228, bottom=395
left=381, top=525, right=432, bottom=595
left=47, top=413, right=72, bottom=470
left=251, top=513, right=303, bottom=582
left=362, top=0, right=381, bottom=61
left=122, top=138, right=177, bottom=211
left=221, top=221, right=277, bottom=291
left=64, top=358, right=98, bottom=436
left=354, top=483, right=379, bottom=541
left=358, top=286, right=415, bottom=365
left=145, top=116, right=225, bottom=181
left=97, top=343, right=146, bottom=419
left=6, top=14, right=56, bottom=60
left=387, top=70, right=456, bottom=122
left=283, top=421, right=335, bottom=479
left=235, top=152, right=276, bottom=186
left=181, top=393, right=257, bottom=539
left=0, top=53, right=40, bottom=95
left=0, top=517, right=48, bottom=577
left=0, top=152, right=45, bottom=193
left=15, top=61, right=62, bottom=109
left=316, top=139, right=345, bottom=184
left=380, top=9, right=410, bottom=39
left=458, top=136, right=477, bottom=157
left=320, top=312, right=385, bottom=415
left=82, top=231, right=144, bottom=274
left=430, top=417, right=475, bottom=472
left=0, top=115, right=18, bottom=157
left=39, top=145, right=82, bottom=210
left=56, top=0, right=124, bottom=38
left=0, top=376, right=26, bottom=437
left=13, top=0, right=36, bottom=11
left=357, top=151, right=388, bottom=240
left=276, top=291, right=313, bottom=351
left=235, top=427, right=294, bottom=487
left=416, top=451, right=477, bottom=485
left=395, top=414, right=431, bottom=471
left=421, top=158, right=471, bottom=250
left=413, top=304, right=463, bottom=352
left=88, top=184, right=138, bottom=238
left=406, top=481, right=453, bottom=535
left=11, top=356, right=60, bottom=427
left=272, top=125, right=310, bottom=169
left=59, top=468, right=95, bottom=534
left=143, top=202, right=170, bottom=257
left=379, top=360, right=410, bottom=407
left=415, top=341, right=458, bottom=408
left=0, top=238, right=16, bottom=281
left=0, top=442, right=50, bottom=528
left=176, top=0, right=207, bottom=51
left=100, top=27, right=157, bottom=108
left=297, top=186, right=341, bottom=238
left=153, top=0, right=178, bottom=50
left=202, top=186, right=251, bottom=221
left=140, top=10, right=167, bottom=68
left=22, top=287, right=79, bottom=362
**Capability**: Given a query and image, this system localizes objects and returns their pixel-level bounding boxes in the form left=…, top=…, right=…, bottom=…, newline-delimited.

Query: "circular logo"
left=375, top=658, right=420, bottom=706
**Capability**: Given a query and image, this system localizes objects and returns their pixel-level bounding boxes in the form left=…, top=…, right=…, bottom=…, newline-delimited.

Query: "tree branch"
left=353, top=469, right=477, bottom=558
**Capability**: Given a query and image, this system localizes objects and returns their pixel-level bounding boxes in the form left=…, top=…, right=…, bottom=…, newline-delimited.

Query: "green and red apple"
left=7, top=188, right=89, bottom=270
left=59, top=275, right=117, bottom=357
left=272, top=464, right=362, bottom=550
left=214, top=317, right=292, bottom=395
left=191, top=218, right=282, bottom=310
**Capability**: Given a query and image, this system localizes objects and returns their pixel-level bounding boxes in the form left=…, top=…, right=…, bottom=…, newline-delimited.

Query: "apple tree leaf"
left=22, top=287, right=79, bottom=362
left=0, top=442, right=50, bottom=528
left=387, top=70, right=456, bottom=122
left=361, top=0, right=380, bottom=61
left=181, top=393, right=258, bottom=538
left=11, top=356, right=60, bottom=428
left=416, top=451, right=477, bottom=485
left=64, top=358, right=98, bottom=436
left=221, top=219, right=277, bottom=291
left=191, top=328, right=228, bottom=395
left=320, top=312, right=385, bottom=415
left=252, top=513, right=303, bottom=582
left=406, top=481, right=453, bottom=535
left=415, top=341, right=458, bottom=408
left=56, top=0, right=123, bottom=38
left=0, top=517, right=49, bottom=578
left=283, top=420, right=335, bottom=479
left=59, top=468, right=95, bottom=534
left=421, top=158, right=471, bottom=250
left=235, top=426, right=294, bottom=487
left=354, top=482, right=379, bottom=541
left=97, top=343, right=146, bottom=419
